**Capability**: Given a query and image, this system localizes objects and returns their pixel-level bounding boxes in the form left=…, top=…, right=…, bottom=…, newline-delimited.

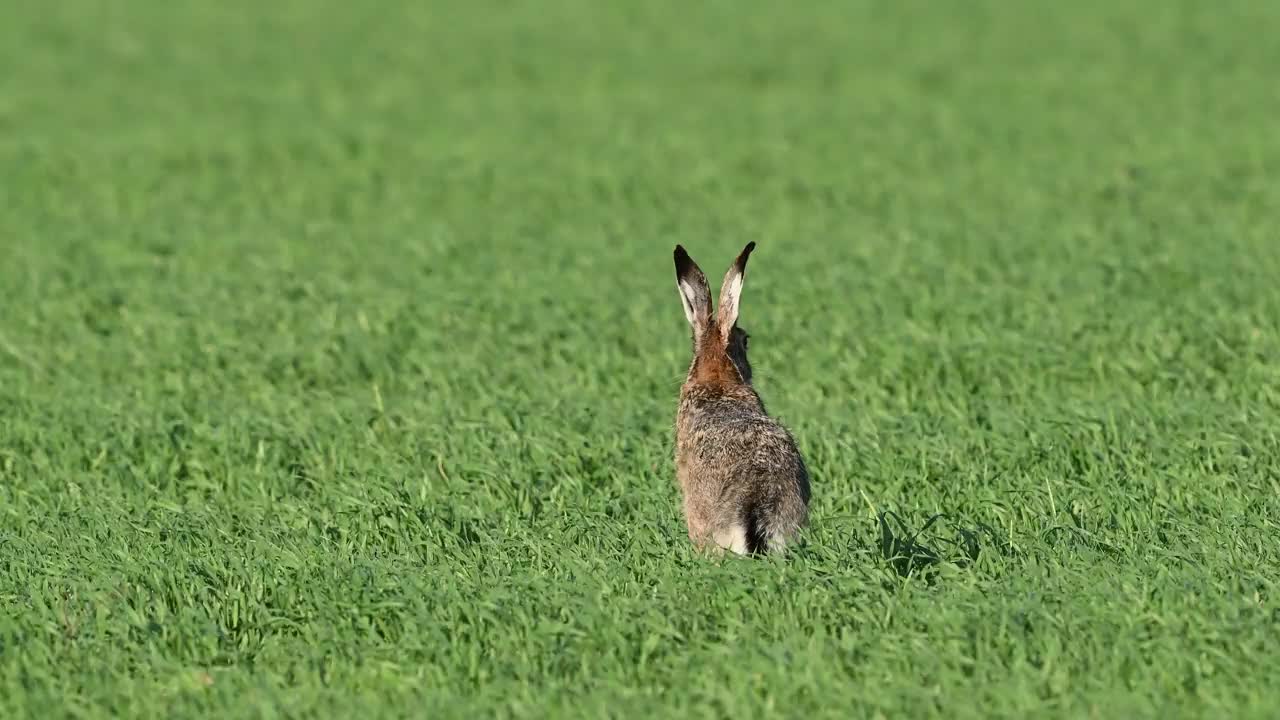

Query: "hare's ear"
left=674, top=245, right=713, bottom=339
left=716, top=241, right=755, bottom=338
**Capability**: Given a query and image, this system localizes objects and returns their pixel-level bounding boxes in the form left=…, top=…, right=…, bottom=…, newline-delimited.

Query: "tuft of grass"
left=2, top=1, right=1279, bottom=717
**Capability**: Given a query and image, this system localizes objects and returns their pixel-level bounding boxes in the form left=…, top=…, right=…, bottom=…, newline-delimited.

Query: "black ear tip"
left=674, top=245, right=693, bottom=273
left=744, top=241, right=757, bottom=253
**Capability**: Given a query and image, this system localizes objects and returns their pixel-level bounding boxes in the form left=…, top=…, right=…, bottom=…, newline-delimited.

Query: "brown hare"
left=672, top=242, right=811, bottom=556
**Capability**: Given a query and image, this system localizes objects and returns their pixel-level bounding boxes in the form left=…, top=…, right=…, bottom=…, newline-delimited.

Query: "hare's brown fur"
left=672, top=243, right=811, bottom=556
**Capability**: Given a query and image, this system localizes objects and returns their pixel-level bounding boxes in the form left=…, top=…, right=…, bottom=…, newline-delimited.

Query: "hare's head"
left=673, top=242, right=756, bottom=386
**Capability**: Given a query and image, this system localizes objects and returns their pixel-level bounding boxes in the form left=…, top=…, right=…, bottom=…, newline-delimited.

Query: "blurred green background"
left=2, top=1, right=1278, bottom=717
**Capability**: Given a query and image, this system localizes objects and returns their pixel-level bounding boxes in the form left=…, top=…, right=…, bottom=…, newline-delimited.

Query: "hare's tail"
left=741, top=498, right=805, bottom=556
left=743, top=505, right=769, bottom=555
left=742, top=481, right=808, bottom=556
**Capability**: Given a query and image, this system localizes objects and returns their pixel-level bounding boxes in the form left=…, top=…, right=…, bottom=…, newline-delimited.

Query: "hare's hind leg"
left=684, top=498, right=750, bottom=555
left=762, top=529, right=793, bottom=556
left=759, top=512, right=807, bottom=556
left=711, top=524, right=750, bottom=555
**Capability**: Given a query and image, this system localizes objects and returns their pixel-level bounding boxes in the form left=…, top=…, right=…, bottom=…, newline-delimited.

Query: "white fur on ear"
left=716, top=242, right=755, bottom=339
left=679, top=278, right=704, bottom=328
left=718, top=273, right=743, bottom=332
left=675, top=245, right=713, bottom=338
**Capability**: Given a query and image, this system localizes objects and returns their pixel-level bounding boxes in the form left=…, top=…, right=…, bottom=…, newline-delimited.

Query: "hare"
left=672, top=242, right=811, bottom=556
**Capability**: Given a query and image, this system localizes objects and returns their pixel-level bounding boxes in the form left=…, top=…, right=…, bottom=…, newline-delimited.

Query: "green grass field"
left=3, top=0, right=1279, bottom=717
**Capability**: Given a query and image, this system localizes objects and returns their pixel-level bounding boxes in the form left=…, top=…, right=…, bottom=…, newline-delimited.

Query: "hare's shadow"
left=877, top=510, right=1012, bottom=581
